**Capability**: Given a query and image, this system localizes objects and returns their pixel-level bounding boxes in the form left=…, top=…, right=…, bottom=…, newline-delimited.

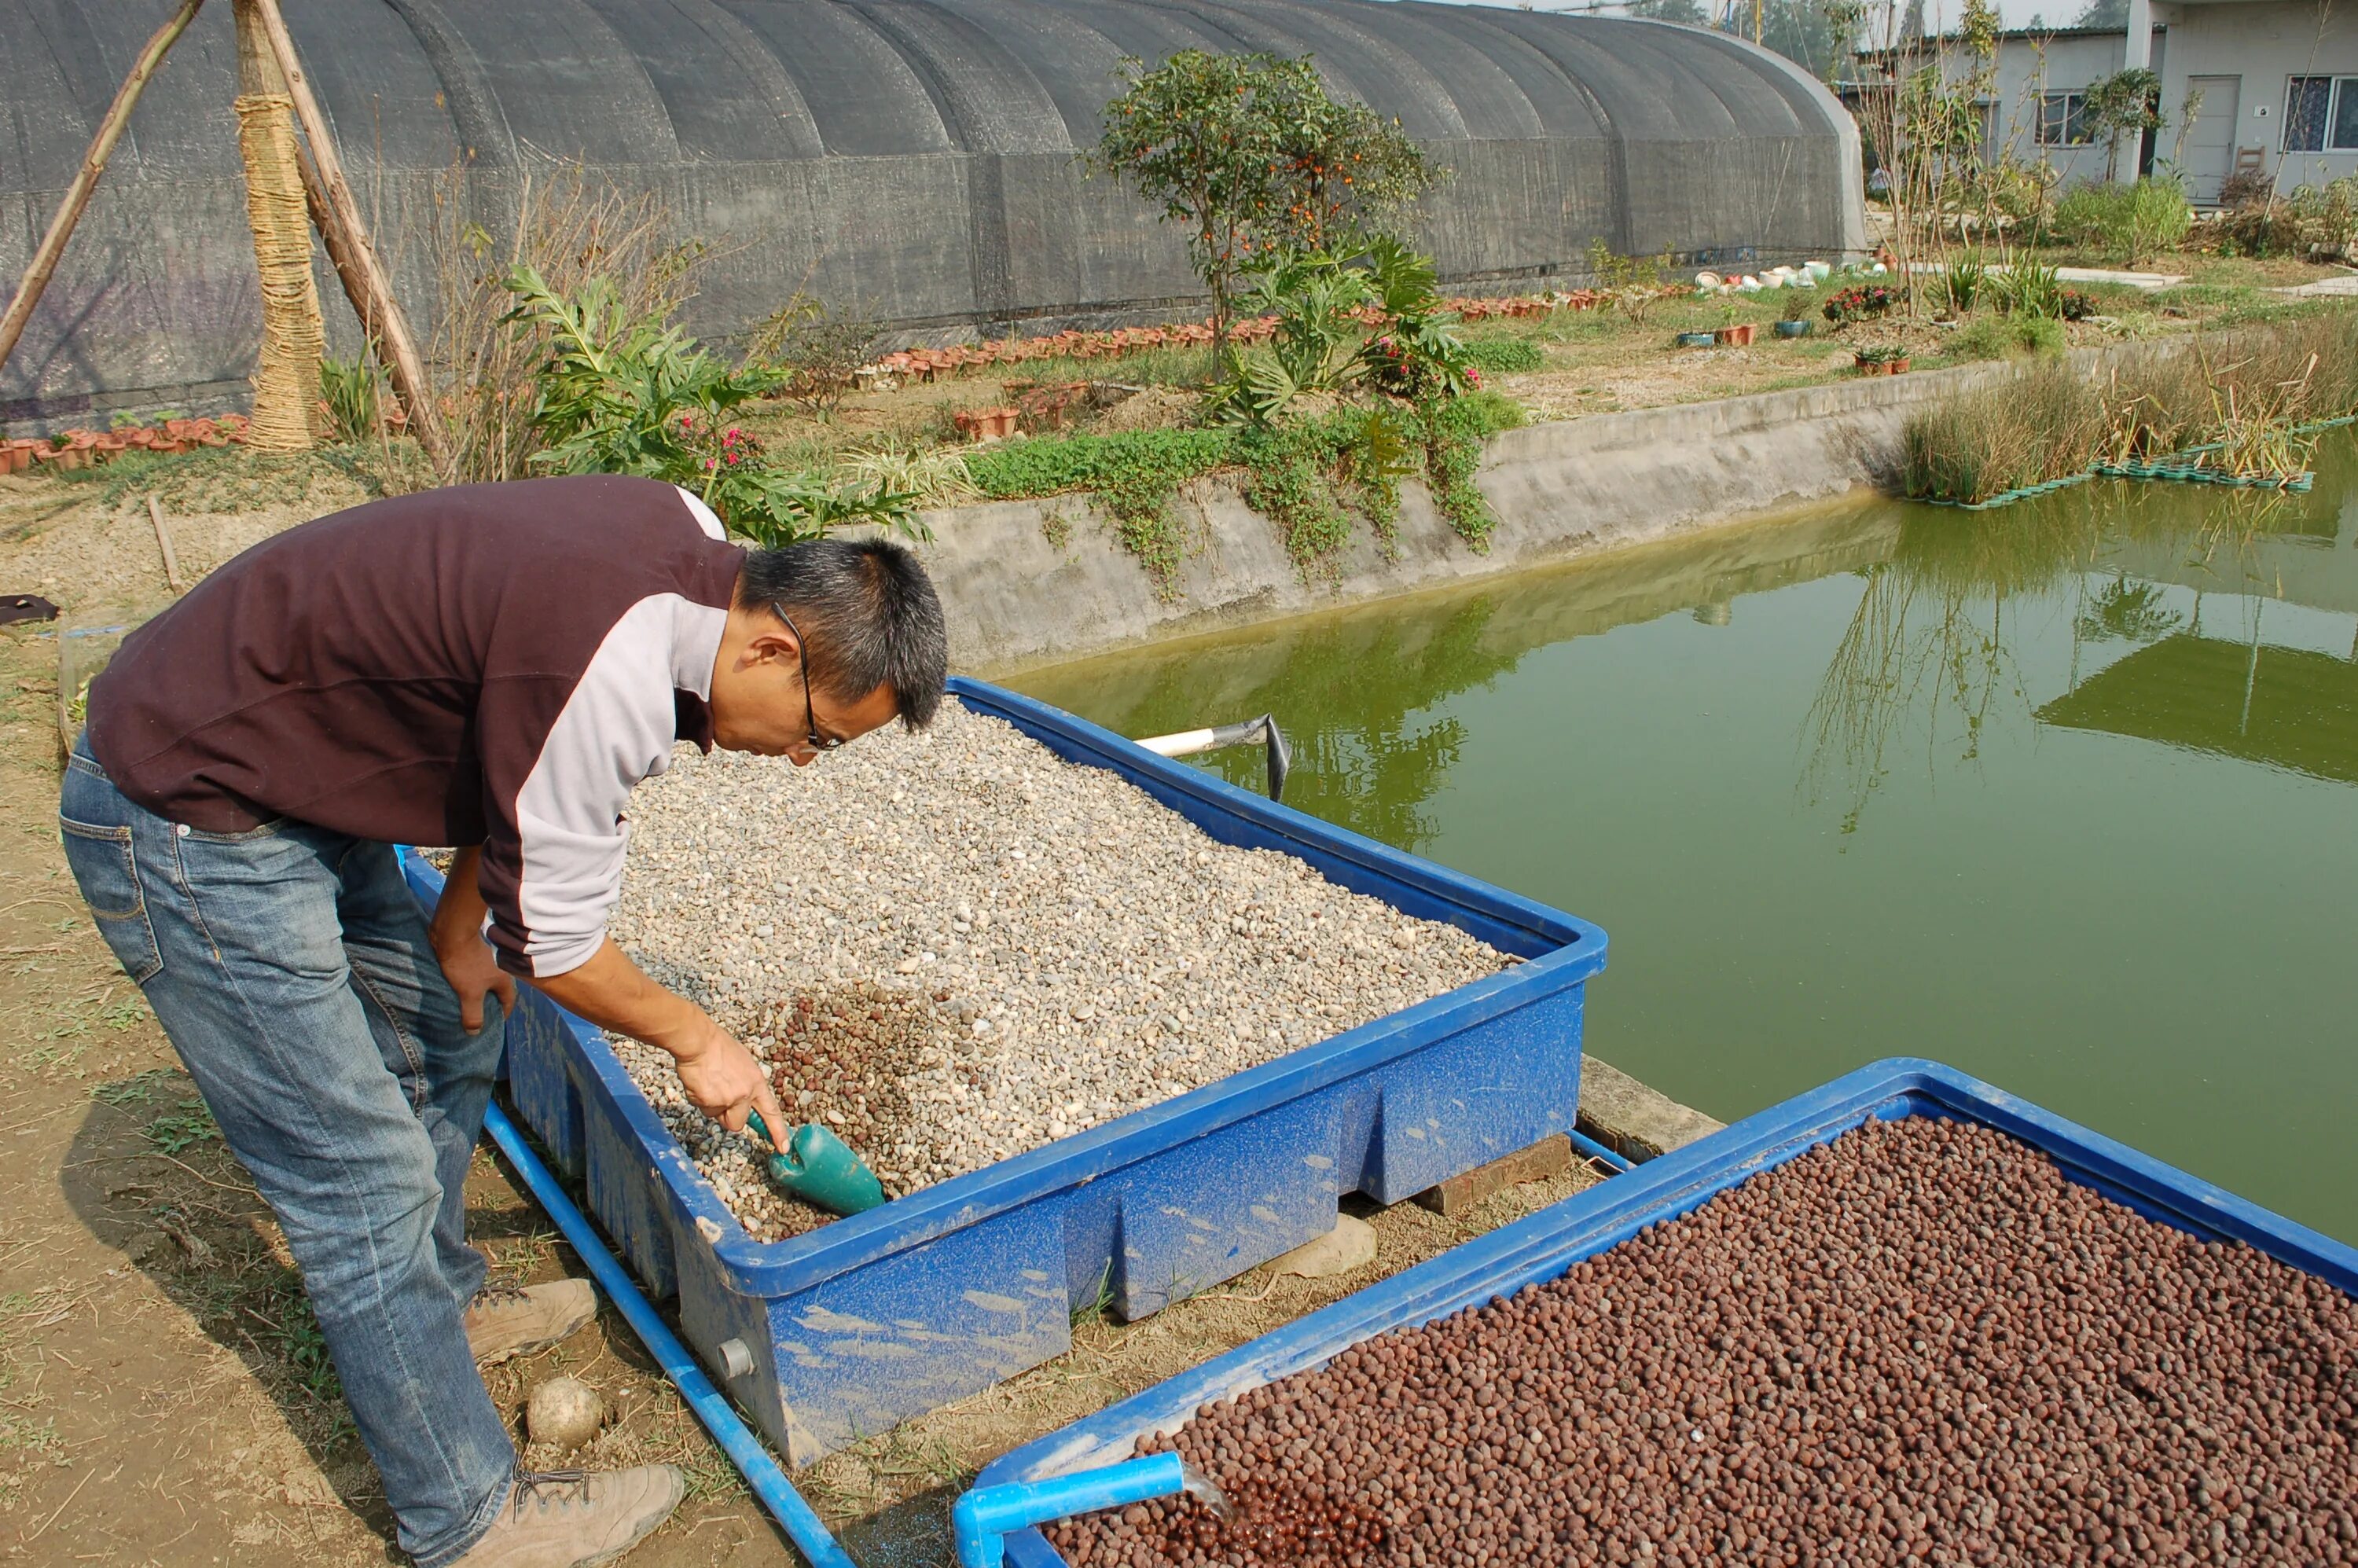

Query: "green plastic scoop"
left=744, top=1110, right=887, bottom=1217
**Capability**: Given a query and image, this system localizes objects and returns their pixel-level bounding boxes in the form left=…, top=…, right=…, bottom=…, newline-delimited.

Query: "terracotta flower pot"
left=39, top=445, right=90, bottom=472
left=1714, top=323, right=1755, bottom=347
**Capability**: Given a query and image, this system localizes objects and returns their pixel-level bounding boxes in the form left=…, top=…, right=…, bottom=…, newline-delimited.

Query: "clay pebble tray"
left=1042, top=1110, right=2358, bottom=1567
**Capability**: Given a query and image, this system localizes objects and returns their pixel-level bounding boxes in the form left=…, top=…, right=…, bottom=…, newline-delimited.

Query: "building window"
left=2038, top=90, right=2095, bottom=146
left=2284, top=76, right=2358, bottom=152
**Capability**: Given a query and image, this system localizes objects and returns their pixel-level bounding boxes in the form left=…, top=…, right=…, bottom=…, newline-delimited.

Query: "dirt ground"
left=0, top=463, right=1604, bottom=1565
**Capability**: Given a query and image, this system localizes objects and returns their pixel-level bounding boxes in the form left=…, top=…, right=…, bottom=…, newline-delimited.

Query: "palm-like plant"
left=1208, top=235, right=1474, bottom=427
left=501, top=265, right=920, bottom=543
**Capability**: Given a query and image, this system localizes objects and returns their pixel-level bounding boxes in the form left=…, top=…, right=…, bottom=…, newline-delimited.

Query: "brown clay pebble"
left=1045, top=1117, right=2358, bottom=1566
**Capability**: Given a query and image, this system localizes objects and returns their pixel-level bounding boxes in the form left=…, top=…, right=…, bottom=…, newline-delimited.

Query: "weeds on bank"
left=967, top=429, right=1232, bottom=593
left=962, top=385, right=1525, bottom=590
left=1902, top=310, right=2358, bottom=502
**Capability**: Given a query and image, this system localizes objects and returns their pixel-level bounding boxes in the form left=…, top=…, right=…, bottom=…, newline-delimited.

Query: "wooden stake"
left=247, top=0, right=450, bottom=468
left=146, top=495, right=185, bottom=593
left=0, top=0, right=206, bottom=379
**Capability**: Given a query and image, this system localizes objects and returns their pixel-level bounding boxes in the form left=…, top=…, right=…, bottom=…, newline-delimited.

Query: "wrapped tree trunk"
left=232, top=0, right=323, bottom=450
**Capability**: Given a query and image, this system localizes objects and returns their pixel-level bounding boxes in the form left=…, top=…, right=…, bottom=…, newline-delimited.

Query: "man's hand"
left=430, top=846, right=516, bottom=1033
left=672, top=1019, right=790, bottom=1146
left=530, top=937, right=788, bottom=1152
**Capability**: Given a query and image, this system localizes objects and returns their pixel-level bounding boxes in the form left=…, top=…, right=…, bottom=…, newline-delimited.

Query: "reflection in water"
left=1801, top=471, right=2357, bottom=831
left=1084, top=597, right=1511, bottom=854
left=1008, top=435, right=2358, bottom=1243
left=1018, top=504, right=1900, bottom=850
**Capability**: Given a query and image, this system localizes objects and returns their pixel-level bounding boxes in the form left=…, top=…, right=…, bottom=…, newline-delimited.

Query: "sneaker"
left=466, top=1280, right=597, bottom=1366
left=452, top=1467, right=685, bottom=1567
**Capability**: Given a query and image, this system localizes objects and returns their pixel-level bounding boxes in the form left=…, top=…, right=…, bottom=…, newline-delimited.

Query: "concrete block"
left=1271, top=1214, right=1378, bottom=1278
left=1578, top=1056, right=1725, bottom=1163
left=1413, top=1132, right=1571, bottom=1217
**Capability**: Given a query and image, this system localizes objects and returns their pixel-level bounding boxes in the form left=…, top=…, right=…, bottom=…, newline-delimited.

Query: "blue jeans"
left=60, top=740, right=516, bottom=1566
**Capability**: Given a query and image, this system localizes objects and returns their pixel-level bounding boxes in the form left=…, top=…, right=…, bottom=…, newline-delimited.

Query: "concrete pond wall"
left=920, top=353, right=2030, bottom=675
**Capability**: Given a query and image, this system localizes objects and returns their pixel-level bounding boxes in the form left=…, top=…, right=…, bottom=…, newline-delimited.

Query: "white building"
left=1866, top=0, right=2357, bottom=204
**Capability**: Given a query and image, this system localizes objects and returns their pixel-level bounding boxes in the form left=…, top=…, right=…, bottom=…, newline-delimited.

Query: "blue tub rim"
left=975, top=1054, right=2358, bottom=1529
left=405, top=677, right=1607, bottom=1303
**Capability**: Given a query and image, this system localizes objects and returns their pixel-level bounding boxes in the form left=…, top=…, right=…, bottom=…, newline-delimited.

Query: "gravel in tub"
left=1052, top=1115, right=2358, bottom=1567
left=606, top=703, right=1514, bottom=1241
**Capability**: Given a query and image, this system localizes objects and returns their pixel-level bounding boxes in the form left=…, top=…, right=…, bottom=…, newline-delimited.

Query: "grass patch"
left=998, top=346, right=1215, bottom=389
left=1459, top=336, right=1546, bottom=374
left=61, top=443, right=386, bottom=512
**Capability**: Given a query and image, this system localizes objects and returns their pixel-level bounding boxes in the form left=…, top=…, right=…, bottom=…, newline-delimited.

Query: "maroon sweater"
left=87, top=475, right=744, bottom=977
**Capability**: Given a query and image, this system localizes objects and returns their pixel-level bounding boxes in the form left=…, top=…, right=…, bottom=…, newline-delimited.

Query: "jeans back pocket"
left=59, top=817, right=164, bottom=983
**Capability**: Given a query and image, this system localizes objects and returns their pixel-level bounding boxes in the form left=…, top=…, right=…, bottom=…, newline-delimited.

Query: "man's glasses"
left=771, top=604, right=841, bottom=756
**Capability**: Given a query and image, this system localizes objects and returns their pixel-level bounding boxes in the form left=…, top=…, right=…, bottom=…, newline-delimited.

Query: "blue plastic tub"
left=404, top=678, right=1605, bottom=1462
left=974, top=1057, right=2358, bottom=1566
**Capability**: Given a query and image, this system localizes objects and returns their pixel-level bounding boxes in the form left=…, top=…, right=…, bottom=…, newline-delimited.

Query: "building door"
left=2182, top=76, right=2242, bottom=204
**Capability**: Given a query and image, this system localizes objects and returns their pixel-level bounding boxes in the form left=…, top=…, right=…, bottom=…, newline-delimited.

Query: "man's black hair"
left=736, top=538, right=947, bottom=729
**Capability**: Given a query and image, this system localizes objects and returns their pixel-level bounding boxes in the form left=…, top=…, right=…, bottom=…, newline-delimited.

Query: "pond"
left=1010, top=435, right=2358, bottom=1246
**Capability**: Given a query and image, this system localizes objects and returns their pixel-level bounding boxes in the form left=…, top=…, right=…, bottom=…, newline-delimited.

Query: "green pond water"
left=1010, top=435, right=2358, bottom=1246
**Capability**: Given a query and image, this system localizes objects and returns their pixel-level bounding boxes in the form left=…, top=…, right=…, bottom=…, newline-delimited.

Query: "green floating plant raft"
left=1923, top=471, right=2095, bottom=511
left=2090, top=460, right=2314, bottom=492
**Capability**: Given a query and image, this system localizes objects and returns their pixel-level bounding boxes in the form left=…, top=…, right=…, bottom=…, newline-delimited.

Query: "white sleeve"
left=494, top=594, right=716, bottom=978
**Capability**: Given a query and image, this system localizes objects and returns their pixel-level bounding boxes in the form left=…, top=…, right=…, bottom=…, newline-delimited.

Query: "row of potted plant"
left=950, top=406, right=1021, bottom=441
left=2, top=415, right=251, bottom=475
left=864, top=287, right=1611, bottom=387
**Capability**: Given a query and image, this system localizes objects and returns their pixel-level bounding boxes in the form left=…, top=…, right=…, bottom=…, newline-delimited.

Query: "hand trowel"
left=744, top=1110, right=887, bottom=1217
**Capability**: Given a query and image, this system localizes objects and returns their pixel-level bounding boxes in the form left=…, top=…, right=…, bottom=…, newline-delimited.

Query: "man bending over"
left=60, top=475, right=946, bottom=1567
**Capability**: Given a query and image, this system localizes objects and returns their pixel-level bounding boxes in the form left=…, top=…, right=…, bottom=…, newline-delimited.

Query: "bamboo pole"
left=247, top=0, right=450, bottom=468
left=0, top=0, right=206, bottom=380
left=147, top=496, right=185, bottom=593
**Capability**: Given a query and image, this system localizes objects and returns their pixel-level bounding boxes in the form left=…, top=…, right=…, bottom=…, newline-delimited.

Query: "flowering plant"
left=1823, top=284, right=1899, bottom=323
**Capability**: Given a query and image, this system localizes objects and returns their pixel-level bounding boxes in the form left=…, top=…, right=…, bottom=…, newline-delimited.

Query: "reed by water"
left=1901, top=311, right=2358, bottom=505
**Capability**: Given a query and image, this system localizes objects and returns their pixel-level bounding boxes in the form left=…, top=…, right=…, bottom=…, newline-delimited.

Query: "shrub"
left=1945, top=314, right=2065, bottom=361
left=1211, top=233, right=1475, bottom=426
left=2217, top=170, right=2274, bottom=211
left=747, top=295, right=881, bottom=420
left=2052, top=178, right=2191, bottom=264
left=1091, top=50, right=1436, bottom=351
left=1588, top=239, right=1675, bottom=325
left=420, top=164, right=709, bottom=489
left=501, top=266, right=916, bottom=545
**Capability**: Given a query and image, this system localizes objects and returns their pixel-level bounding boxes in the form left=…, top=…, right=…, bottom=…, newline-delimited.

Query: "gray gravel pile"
left=604, top=703, right=1515, bottom=1242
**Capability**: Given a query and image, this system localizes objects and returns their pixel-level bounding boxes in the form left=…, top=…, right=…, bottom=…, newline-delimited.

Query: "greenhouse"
left=1, top=0, right=1865, bottom=425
